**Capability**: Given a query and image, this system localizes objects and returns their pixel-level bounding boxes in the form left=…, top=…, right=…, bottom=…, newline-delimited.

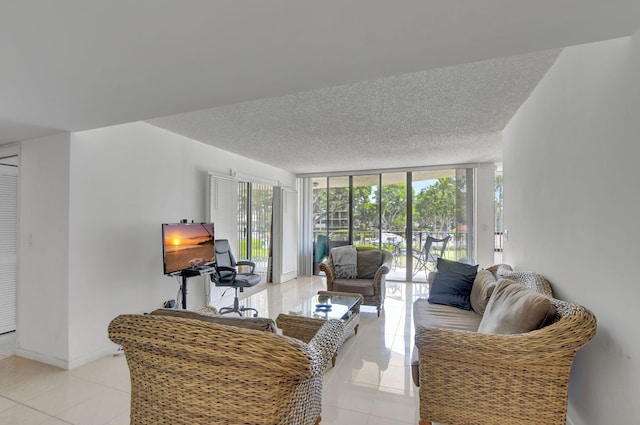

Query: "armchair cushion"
left=332, top=279, right=376, bottom=296
left=478, top=279, right=557, bottom=335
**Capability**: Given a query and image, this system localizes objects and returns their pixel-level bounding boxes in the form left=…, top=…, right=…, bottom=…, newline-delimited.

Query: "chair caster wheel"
left=253, top=313, right=258, bottom=317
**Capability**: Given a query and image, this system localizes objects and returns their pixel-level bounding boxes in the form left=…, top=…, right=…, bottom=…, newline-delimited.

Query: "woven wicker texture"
left=416, top=288, right=597, bottom=424
left=319, top=247, right=392, bottom=316
left=496, top=269, right=554, bottom=297
left=108, top=314, right=344, bottom=425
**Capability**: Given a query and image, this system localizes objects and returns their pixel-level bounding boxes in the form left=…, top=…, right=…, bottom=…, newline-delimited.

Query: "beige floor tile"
left=55, top=388, right=130, bottom=425
left=3, top=277, right=428, bottom=425
left=370, top=391, right=420, bottom=424
left=23, top=376, right=111, bottom=416
left=367, top=415, right=416, bottom=425
left=0, top=368, right=73, bottom=403
left=0, top=396, right=17, bottom=413
left=41, top=418, right=74, bottom=425
left=323, top=385, right=377, bottom=415
left=321, top=405, right=371, bottom=425
left=0, top=357, right=61, bottom=393
left=103, top=410, right=131, bottom=425
left=69, top=355, right=130, bottom=391
left=0, top=403, right=51, bottom=425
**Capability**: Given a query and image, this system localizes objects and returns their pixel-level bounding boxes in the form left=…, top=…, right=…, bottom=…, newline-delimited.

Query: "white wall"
left=503, top=31, right=640, bottom=424
left=18, top=133, right=71, bottom=366
left=18, top=122, right=295, bottom=368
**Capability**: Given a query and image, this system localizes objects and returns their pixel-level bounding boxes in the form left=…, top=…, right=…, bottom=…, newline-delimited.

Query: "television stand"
left=174, top=267, right=215, bottom=309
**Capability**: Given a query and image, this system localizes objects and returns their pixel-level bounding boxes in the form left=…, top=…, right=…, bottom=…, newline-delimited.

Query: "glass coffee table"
left=276, top=291, right=362, bottom=367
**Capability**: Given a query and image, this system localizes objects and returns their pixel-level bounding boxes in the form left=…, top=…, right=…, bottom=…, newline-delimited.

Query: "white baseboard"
left=273, top=270, right=297, bottom=284
left=16, top=348, right=70, bottom=369
left=16, top=346, right=116, bottom=370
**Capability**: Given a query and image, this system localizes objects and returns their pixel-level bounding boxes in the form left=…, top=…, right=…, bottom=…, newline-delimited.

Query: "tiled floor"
left=0, top=276, right=428, bottom=425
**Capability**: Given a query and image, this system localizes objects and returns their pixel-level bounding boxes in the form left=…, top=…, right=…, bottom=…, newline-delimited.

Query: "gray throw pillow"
left=357, top=249, right=384, bottom=278
left=477, top=279, right=556, bottom=335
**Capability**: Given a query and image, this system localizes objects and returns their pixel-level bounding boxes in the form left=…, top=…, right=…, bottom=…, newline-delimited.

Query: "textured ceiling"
left=149, top=49, right=561, bottom=174
left=1, top=1, right=640, bottom=173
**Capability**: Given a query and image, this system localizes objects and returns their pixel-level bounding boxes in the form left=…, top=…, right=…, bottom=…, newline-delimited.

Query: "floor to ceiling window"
left=310, top=168, right=474, bottom=282
left=327, top=176, right=350, bottom=246
left=352, top=174, right=380, bottom=247
left=381, top=172, right=408, bottom=278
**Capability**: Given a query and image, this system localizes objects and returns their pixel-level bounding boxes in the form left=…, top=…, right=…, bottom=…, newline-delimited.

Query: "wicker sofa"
left=108, top=310, right=344, bottom=425
left=413, top=265, right=597, bottom=425
left=319, top=246, right=392, bottom=316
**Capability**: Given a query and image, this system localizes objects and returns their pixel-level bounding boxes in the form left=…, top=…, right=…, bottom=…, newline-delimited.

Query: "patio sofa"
left=412, top=262, right=597, bottom=425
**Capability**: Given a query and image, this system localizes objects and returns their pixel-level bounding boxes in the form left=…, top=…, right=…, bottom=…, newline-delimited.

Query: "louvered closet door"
left=0, top=162, right=17, bottom=334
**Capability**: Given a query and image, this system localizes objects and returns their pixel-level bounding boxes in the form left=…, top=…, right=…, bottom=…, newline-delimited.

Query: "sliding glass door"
left=381, top=173, right=408, bottom=280
left=408, top=169, right=471, bottom=281
left=311, top=168, right=474, bottom=282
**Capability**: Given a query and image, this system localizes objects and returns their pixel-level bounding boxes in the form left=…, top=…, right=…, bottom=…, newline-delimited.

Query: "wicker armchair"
left=415, top=297, right=597, bottom=425
left=319, top=246, right=392, bottom=316
left=108, top=313, right=344, bottom=425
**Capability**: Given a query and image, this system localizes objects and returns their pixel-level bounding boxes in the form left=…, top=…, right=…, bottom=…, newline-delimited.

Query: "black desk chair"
left=211, top=239, right=260, bottom=317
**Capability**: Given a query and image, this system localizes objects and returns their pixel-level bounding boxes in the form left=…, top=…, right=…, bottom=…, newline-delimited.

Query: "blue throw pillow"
left=428, top=259, right=479, bottom=310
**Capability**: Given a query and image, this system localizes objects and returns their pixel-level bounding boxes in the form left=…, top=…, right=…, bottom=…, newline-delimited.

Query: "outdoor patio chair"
left=413, top=235, right=450, bottom=279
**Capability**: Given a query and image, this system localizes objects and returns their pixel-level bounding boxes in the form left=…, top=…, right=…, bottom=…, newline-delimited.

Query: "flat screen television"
left=162, top=223, right=215, bottom=275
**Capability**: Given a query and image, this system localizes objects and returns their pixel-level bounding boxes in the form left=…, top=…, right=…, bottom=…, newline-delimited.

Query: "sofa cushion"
left=333, top=278, right=375, bottom=296
left=414, top=299, right=482, bottom=331
left=428, top=259, right=479, bottom=310
left=469, top=270, right=498, bottom=315
left=150, top=308, right=277, bottom=333
left=477, top=279, right=557, bottom=335
left=357, top=249, right=384, bottom=278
